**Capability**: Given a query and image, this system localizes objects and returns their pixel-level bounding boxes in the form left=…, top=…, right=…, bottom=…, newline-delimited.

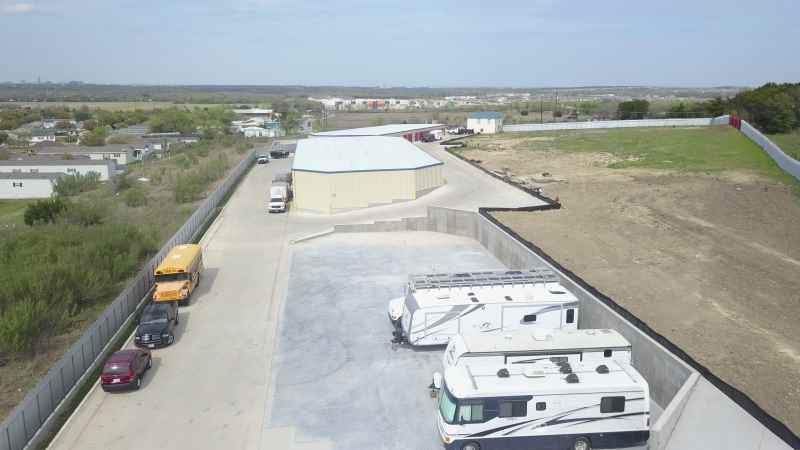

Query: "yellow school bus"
left=153, top=244, right=203, bottom=304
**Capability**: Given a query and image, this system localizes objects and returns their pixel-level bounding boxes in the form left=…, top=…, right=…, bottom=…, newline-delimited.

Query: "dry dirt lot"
left=460, top=131, right=800, bottom=434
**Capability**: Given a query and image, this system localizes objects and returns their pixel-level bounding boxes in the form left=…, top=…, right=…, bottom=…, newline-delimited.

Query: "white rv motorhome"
left=388, top=269, right=579, bottom=347
left=444, top=329, right=632, bottom=370
left=433, top=360, right=650, bottom=450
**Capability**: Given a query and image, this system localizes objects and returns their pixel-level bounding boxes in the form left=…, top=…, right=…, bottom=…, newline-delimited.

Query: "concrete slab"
left=665, top=378, right=793, bottom=450
left=269, top=231, right=659, bottom=450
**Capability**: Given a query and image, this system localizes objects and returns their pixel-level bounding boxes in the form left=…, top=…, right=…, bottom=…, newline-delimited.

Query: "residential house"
left=0, top=172, right=64, bottom=199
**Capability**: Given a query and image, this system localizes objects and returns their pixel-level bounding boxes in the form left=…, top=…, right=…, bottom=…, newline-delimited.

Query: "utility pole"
left=539, top=96, right=543, bottom=124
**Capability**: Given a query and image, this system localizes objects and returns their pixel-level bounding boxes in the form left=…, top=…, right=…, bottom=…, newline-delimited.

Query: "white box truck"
left=268, top=183, right=288, bottom=213
left=388, top=269, right=579, bottom=347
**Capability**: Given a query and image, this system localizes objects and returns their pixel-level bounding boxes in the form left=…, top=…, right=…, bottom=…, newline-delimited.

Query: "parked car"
left=135, top=302, right=179, bottom=348
left=256, top=154, right=270, bottom=164
left=100, top=349, right=152, bottom=392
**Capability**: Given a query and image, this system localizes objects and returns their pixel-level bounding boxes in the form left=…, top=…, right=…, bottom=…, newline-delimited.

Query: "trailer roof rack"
left=409, top=268, right=559, bottom=291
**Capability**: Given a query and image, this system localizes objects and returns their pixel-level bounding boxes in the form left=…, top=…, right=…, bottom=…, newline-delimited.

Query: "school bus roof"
left=155, top=244, right=202, bottom=275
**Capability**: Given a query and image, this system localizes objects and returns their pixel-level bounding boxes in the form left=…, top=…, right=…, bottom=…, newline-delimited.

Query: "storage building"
left=0, top=172, right=63, bottom=199
left=467, top=112, right=504, bottom=134
left=0, top=159, right=116, bottom=181
left=311, top=123, right=444, bottom=142
left=292, top=137, right=444, bottom=214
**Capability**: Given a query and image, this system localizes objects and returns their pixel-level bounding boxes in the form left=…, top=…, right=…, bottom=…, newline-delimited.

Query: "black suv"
left=135, top=302, right=179, bottom=349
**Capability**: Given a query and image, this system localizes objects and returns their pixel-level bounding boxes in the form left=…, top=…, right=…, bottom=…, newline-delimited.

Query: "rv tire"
left=573, top=437, right=591, bottom=450
left=461, top=442, right=480, bottom=450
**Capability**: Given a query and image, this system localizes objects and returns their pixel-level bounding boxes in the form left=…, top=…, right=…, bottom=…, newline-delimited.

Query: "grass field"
left=464, top=126, right=798, bottom=185
left=0, top=199, right=30, bottom=226
left=768, top=130, right=800, bottom=161
left=0, top=101, right=224, bottom=111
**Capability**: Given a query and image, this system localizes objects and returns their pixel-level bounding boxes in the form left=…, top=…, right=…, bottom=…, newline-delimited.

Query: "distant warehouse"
left=311, top=123, right=443, bottom=142
left=292, top=137, right=444, bottom=214
left=467, top=111, right=504, bottom=134
left=0, top=159, right=116, bottom=181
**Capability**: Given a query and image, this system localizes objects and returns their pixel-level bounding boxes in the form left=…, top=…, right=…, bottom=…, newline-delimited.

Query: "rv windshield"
left=438, top=384, right=458, bottom=424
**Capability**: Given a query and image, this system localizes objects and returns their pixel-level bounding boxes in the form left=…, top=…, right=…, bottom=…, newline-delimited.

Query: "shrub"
left=23, top=198, right=66, bottom=226
left=53, top=172, right=101, bottom=196
left=112, top=175, right=133, bottom=193
left=0, top=298, right=55, bottom=353
left=61, top=200, right=106, bottom=226
left=123, top=188, right=148, bottom=207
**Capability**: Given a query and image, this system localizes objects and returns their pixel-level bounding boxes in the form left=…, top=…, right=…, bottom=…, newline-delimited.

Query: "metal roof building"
left=292, top=137, right=444, bottom=214
left=311, top=123, right=443, bottom=141
left=467, top=111, right=504, bottom=134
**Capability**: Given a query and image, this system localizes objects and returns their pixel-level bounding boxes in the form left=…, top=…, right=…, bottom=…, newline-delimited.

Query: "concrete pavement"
left=48, top=158, right=293, bottom=450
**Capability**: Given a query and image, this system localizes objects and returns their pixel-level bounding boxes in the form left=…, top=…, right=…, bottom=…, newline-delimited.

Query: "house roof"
left=30, top=128, right=56, bottom=137
left=0, top=159, right=116, bottom=168
left=292, top=137, right=443, bottom=174
left=469, top=111, right=504, bottom=120
left=0, top=172, right=66, bottom=180
left=311, top=123, right=443, bottom=137
left=34, top=144, right=134, bottom=155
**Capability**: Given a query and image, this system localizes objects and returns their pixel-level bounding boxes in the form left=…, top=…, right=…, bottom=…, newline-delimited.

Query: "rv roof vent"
left=467, top=292, right=475, bottom=296
left=558, top=363, right=572, bottom=374
left=504, top=295, right=513, bottom=301
left=549, top=356, right=568, bottom=364
left=596, top=365, right=609, bottom=374
left=565, top=373, right=579, bottom=384
left=497, top=368, right=510, bottom=378
left=532, top=331, right=551, bottom=341
left=523, top=367, right=545, bottom=378
left=548, top=288, right=566, bottom=294
left=436, top=294, right=450, bottom=300
left=471, top=297, right=479, bottom=303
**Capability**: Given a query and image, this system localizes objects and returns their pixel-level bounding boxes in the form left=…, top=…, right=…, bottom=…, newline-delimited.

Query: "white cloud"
left=1, top=2, right=35, bottom=14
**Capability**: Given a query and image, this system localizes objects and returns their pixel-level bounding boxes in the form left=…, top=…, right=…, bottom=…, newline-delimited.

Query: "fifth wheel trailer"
left=443, top=328, right=632, bottom=370
left=388, top=269, right=579, bottom=346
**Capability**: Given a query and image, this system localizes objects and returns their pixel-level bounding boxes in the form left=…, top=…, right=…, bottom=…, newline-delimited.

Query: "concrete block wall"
left=504, top=118, right=714, bottom=132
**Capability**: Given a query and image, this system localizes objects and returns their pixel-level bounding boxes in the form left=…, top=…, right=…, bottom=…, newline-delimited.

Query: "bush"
left=174, top=155, right=230, bottom=203
left=61, top=200, right=106, bottom=226
left=123, top=188, right=148, bottom=207
left=53, top=172, right=101, bottom=196
left=112, top=175, right=133, bottom=193
left=24, top=198, right=66, bottom=226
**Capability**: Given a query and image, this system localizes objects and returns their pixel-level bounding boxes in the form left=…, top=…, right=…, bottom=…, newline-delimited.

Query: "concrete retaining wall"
left=739, top=120, right=800, bottom=181
left=504, top=118, right=714, bottom=132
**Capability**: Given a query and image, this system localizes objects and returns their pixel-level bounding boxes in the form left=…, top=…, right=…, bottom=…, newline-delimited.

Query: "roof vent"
left=471, top=297, right=479, bottom=303
left=565, top=373, right=579, bottom=384
left=497, top=368, right=510, bottom=378
left=523, top=367, right=545, bottom=378
left=557, top=362, right=572, bottom=374
left=532, top=331, right=551, bottom=341
left=596, top=365, right=610, bottom=374
left=549, top=356, right=567, bottom=364
left=504, top=295, right=513, bottom=301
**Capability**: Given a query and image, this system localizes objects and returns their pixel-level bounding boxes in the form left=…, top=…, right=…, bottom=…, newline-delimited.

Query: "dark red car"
left=100, top=349, right=152, bottom=392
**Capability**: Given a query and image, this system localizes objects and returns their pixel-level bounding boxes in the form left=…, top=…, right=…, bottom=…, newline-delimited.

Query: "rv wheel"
left=573, top=437, right=591, bottom=450
left=461, top=442, right=480, bottom=450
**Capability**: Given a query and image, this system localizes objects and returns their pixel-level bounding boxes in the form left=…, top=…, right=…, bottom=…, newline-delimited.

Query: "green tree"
left=0, top=131, right=8, bottom=145
left=667, top=102, right=688, bottom=118
left=73, top=106, right=92, bottom=122
left=55, top=120, right=75, bottom=129
left=617, top=99, right=650, bottom=120
left=149, top=108, right=196, bottom=134
left=282, top=111, right=301, bottom=134
left=81, top=126, right=109, bottom=146
left=577, top=101, right=600, bottom=117
left=704, top=97, right=727, bottom=117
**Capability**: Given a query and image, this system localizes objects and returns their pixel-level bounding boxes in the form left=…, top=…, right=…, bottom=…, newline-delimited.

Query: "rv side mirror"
left=432, top=372, right=442, bottom=390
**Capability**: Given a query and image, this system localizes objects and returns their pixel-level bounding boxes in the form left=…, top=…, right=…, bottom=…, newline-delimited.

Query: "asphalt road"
left=48, top=158, right=293, bottom=450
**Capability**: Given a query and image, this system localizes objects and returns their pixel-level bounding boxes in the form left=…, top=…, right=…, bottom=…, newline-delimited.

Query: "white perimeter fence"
left=1, top=151, right=255, bottom=450
left=504, top=115, right=800, bottom=181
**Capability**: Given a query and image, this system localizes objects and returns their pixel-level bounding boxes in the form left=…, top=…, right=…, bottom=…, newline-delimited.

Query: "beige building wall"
left=293, top=165, right=444, bottom=213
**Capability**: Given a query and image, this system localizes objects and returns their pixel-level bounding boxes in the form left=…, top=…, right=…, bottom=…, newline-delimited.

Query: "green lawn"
left=767, top=131, right=800, bottom=162
left=0, top=199, right=31, bottom=225
left=465, top=126, right=797, bottom=185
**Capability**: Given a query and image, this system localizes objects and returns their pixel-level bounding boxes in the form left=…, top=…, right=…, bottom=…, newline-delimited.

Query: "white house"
left=0, top=172, right=63, bottom=199
left=0, top=159, right=116, bottom=181
left=232, top=108, right=274, bottom=120
left=467, top=111, right=504, bottom=134
left=29, top=128, right=56, bottom=144
left=34, top=144, right=136, bottom=165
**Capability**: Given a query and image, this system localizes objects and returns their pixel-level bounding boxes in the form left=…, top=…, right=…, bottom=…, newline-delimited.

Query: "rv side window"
left=522, top=314, right=537, bottom=323
left=458, top=402, right=484, bottom=423
left=600, top=396, right=626, bottom=413
left=566, top=308, right=575, bottom=324
left=499, top=401, right=527, bottom=418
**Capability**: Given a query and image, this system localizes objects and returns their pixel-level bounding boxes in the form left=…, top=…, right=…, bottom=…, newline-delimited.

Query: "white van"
left=444, top=329, right=632, bottom=369
left=434, top=360, right=650, bottom=450
left=388, top=269, right=579, bottom=347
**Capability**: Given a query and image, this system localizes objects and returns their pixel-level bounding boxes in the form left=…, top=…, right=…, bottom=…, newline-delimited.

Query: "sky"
left=1, top=0, right=799, bottom=87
